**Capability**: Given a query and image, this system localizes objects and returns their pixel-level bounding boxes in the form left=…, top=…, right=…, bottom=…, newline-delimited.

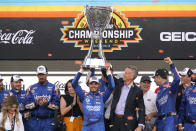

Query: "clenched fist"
left=164, top=57, right=173, bottom=65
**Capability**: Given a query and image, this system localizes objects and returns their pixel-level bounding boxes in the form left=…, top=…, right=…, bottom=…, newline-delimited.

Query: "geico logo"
left=160, top=32, right=196, bottom=41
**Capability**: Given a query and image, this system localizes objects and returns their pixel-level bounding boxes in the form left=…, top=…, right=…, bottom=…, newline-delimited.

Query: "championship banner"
left=0, top=1, right=196, bottom=60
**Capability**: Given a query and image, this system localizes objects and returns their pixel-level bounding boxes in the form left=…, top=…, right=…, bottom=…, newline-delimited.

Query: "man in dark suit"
left=110, top=65, right=145, bottom=131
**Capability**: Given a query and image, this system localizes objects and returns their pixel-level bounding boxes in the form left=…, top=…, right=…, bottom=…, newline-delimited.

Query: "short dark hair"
left=154, top=69, right=169, bottom=79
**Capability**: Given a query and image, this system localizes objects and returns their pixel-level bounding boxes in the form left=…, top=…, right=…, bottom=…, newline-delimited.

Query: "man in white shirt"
left=140, top=75, right=157, bottom=131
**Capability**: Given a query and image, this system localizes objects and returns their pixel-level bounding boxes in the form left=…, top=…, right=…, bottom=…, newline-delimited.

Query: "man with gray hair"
left=110, top=65, right=145, bottom=131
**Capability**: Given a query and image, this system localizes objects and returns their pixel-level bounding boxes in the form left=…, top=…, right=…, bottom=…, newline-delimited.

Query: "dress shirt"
left=115, top=82, right=133, bottom=115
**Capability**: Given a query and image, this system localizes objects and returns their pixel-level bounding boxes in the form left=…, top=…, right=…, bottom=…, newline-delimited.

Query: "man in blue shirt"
left=72, top=66, right=115, bottom=131
left=87, top=65, right=115, bottom=131
left=176, top=68, right=192, bottom=114
left=152, top=57, right=180, bottom=131
left=191, top=68, right=196, bottom=84
left=0, top=75, right=9, bottom=110
left=9, top=75, right=29, bottom=130
left=25, top=65, right=59, bottom=131
left=178, top=68, right=196, bottom=131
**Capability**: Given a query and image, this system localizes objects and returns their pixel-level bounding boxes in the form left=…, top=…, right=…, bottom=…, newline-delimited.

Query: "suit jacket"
left=110, top=78, right=145, bottom=130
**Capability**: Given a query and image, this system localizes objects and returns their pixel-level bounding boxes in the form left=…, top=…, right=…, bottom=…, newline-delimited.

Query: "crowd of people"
left=0, top=57, right=195, bottom=131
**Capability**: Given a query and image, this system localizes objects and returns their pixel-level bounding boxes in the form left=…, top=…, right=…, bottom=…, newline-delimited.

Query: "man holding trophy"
left=71, top=6, right=116, bottom=131
left=72, top=65, right=115, bottom=131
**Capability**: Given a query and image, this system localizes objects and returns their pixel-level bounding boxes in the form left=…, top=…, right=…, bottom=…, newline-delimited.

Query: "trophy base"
left=83, top=58, right=106, bottom=69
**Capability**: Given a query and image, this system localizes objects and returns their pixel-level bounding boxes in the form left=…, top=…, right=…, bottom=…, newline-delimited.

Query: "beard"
left=191, top=77, right=196, bottom=83
left=39, top=79, right=46, bottom=85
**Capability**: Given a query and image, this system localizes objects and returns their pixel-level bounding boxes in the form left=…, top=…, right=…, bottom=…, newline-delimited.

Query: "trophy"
left=83, top=5, right=113, bottom=69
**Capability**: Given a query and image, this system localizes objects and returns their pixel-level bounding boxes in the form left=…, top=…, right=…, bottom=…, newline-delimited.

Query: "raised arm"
left=72, top=66, right=85, bottom=102
left=164, top=57, right=180, bottom=92
left=102, top=66, right=115, bottom=103
left=86, top=68, right=95, bottom=84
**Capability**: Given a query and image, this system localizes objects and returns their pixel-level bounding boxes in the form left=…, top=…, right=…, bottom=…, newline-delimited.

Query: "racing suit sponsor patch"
left=188, top=96, right=196, bottom=104
left=158, top=95, right=168, bottom=105
left=86, top=105, right=101, bottom=111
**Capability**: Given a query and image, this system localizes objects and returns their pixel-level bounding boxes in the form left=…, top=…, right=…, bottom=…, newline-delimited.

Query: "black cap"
left=140, top=75, right=151, bottom=82
left=187, top=69, right=193, bottom=77
left=153, top=69, right=169, bottom=79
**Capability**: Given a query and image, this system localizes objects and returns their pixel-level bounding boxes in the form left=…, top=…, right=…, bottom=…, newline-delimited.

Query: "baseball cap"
left=179, top=68, right=190, bottom=76
left=140, top=75, right=151, bottom=82
left=11, top=75, right=23, bottom=82
left=37, top=65, right=48, bottom=74
left=179, top=68, right=193, bottom=77
left=192, top=68, right=196, bottom=74
left=89, top=76, right=100, bottom=84
left=0, top=75, right=3, bottom=81
left=153, top=69, right=169, bottom=79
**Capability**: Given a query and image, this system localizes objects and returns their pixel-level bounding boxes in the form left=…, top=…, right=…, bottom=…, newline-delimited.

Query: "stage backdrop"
left=0, top=0, right=196, bottom=60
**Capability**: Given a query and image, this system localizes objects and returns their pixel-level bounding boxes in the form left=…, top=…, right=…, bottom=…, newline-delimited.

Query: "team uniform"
left=0, top=88, right=9, bottom=110
left=155, top=64, right=180, bottom=131
left=25, top=81, right=59, bottom=131
left=9, top=89, right=30, bottom=131
left=10, top=89, right=26, bottom=115
left=89, top=68, right=115, bottom=131
left=72, top=72, right=115, bottom=131
left=99, top=79, right=108, bottom=93
left=178, top=84, right=196, bottom=131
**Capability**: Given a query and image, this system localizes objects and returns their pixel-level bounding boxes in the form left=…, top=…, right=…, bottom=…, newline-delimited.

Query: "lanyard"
left=11, top=115, right=15, bottom=131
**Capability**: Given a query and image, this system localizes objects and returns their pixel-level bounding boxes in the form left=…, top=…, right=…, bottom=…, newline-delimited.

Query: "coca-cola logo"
left=0, top=29, right=36, bottom=45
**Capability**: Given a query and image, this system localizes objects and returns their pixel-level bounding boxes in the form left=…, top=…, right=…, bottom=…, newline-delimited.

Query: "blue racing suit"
left=178, top=84, right=196, bottom=131
left=99, top=79, right=108, bottom=93
left=9, top=89, right=26, bottom=115
left=155, top=64, right=180, bottom=131
left=25, top=81, right=59, bottom=131
left=72, top=72, right=115, bottom=131
left=9, top=89, right=29, bottom=131
left=0, top=88, right=9, bottom=110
